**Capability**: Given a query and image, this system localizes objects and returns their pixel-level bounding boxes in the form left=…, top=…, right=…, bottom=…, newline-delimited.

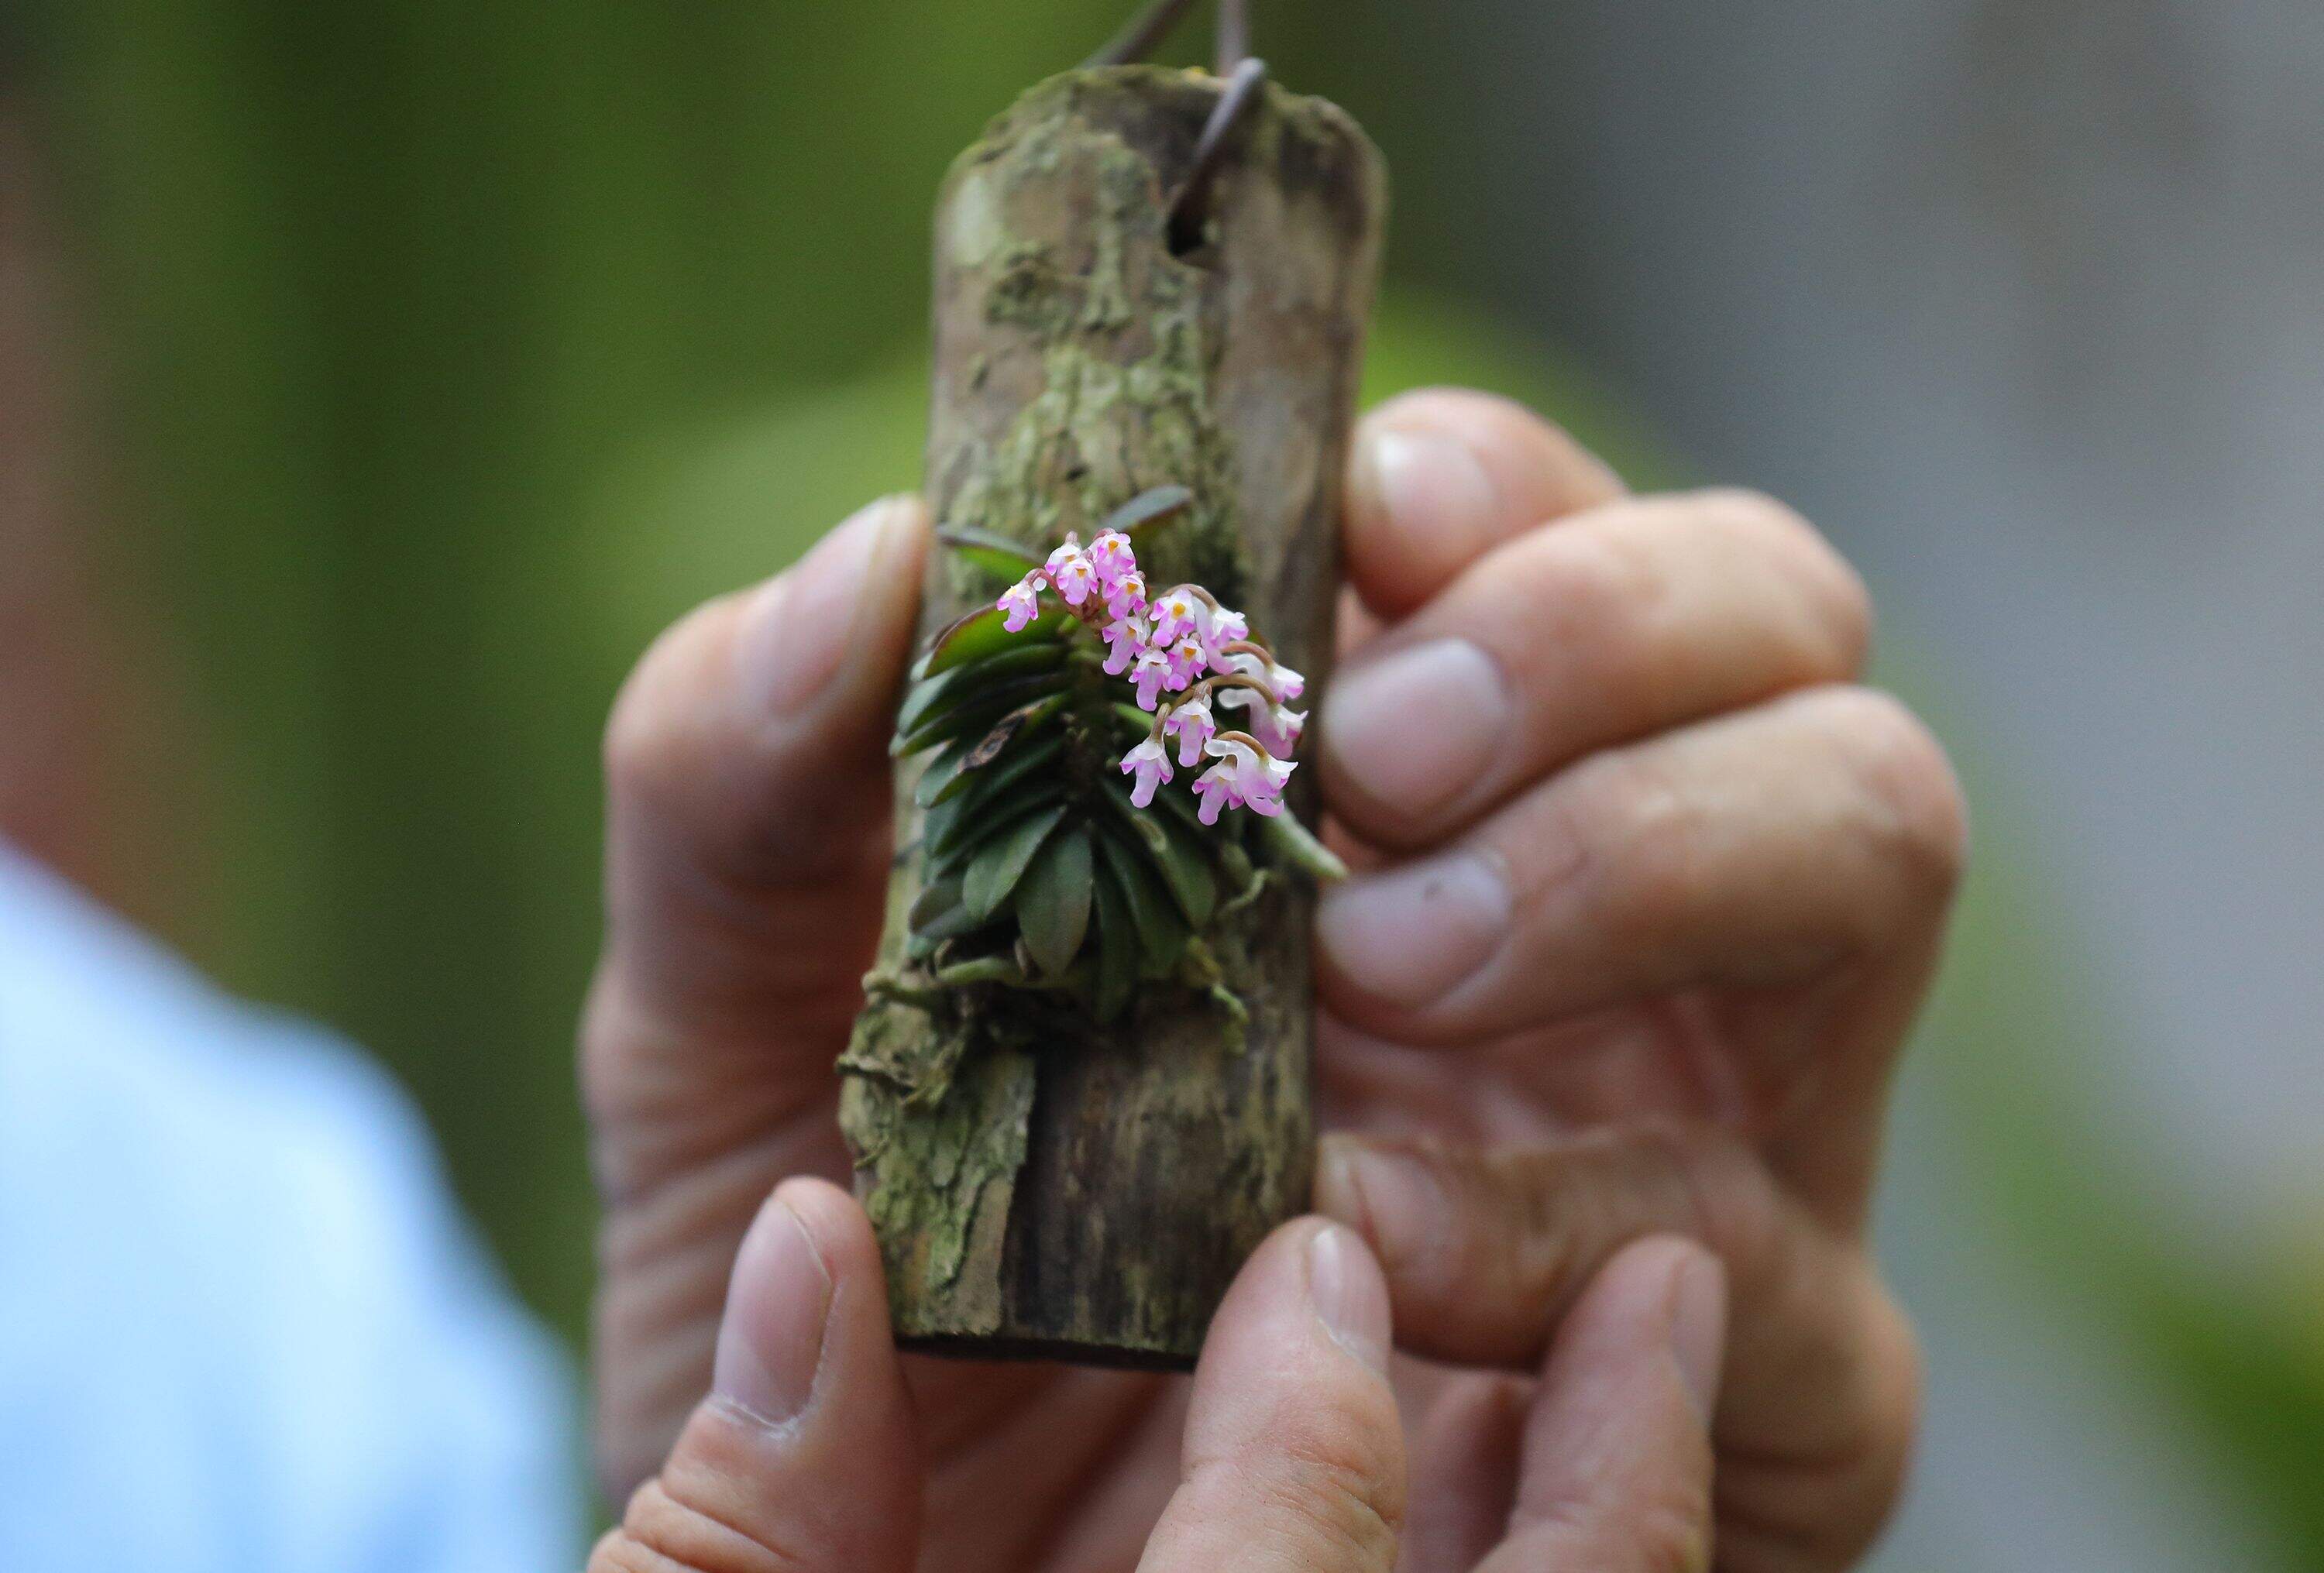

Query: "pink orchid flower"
left=1105, top=568, right=1148, bottom=620
left=1148, top=586, right=1205, bottom=647
left=1100, top=613, right=1149, bottom=675
left=1120, top=736, right=1173, bottom=808
left=1163, top=693, right=1218, bottom=768
left=997, top=576, right=1042, bottom=632
left=1131, top=646, right=1177, bottom=710
left=1087, top=529, right=1136, bottom=584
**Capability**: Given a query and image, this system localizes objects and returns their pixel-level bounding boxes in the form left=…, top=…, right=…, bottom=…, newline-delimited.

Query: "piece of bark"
left=840, top=64, right=1385, bottom=1367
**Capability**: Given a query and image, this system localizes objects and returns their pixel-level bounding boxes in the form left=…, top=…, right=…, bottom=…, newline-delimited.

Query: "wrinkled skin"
left=583, top=390, right=1965, bottom=1572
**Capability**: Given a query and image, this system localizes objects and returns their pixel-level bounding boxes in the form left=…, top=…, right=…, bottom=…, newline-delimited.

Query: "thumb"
left=591, top=493, right=929, bottom=1063
left=588, top=1179, right=922, bottom=1573
left=584, top=496, right=927, bottom=1492
left=1138, top=1220, right=1407, bottom=1573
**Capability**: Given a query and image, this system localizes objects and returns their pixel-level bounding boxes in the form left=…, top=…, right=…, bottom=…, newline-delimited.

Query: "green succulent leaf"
left=1098, top=484, right=1193, bottom=541
left=1151, top=816, right=1219, bottom=929
left=1103, top=783, right=1216, bottom=928
left=1092, top=870, right=1139, bottom=1022
left=936, top=773, right=1067, bottom=860
left=936, top=523, right=1046, bottom=582
left=1016, top=825, right=1094, bottom=977
left=963, top=803, right=1067, bottom=922
left=896, top=641, right=1070, bottom=740
left=909, top=737, right=976, bottom=809
left=946, top=730, right=1065, bottom=819
left=913, top=603, right=1067, bottom=681
left=1096, top=824, right=1191, bottom=980
left=892, top=679, right=1067, bottom=757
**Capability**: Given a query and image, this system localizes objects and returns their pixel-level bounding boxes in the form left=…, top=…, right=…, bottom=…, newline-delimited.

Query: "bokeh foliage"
left=27, top=3, right=2320, bottom=1564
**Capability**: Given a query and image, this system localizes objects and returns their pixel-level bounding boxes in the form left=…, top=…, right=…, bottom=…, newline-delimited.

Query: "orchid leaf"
left=1092, top=871, right=1139, bottom=1022
left=1095, top=826, right=1186, bottom=980
left=1099, top=484, right=1193, bottom=541
left=963, top=803, right=1067, bottom=922
left=1016, top=825, right=1093, bottom=977
left=896, top=641, right=1069, bottom=738
left=913, top=603, right=1067, bottom=680
left=937, top=523, right=1045, bottom=582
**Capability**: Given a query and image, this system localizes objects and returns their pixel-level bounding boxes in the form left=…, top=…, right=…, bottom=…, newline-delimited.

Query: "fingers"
left=1476, top=1238, right=1725, bottom=1573
left=1344, top=388, right=1626, bottom=618
left=583, top=495, right=928, bottom=1193
left=1318, top=1129, right=1919, bottom=1571
left=590, top=1180, right=922, bottom=1573
left=1315, top=683, right=1967, bottom=1049
left=1322, top=486, right=1871, bottom=849
left=1137, top=1221, right=1406, bottom=1573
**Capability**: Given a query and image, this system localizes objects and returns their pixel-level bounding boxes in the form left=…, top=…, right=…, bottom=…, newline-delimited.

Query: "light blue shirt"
left=0, top=844, right=579, bottom=1572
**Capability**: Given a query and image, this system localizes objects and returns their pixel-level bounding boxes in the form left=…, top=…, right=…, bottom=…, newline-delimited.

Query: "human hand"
left=581, top=389, right=1962, bottom=1569
left=588, top=1180, right=1731, bottom=1573
left=1308, top=389, right=1962, bottom=1570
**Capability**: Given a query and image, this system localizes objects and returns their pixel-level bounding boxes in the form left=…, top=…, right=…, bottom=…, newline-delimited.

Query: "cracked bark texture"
left=839, top=65, right=1384, bottom=1366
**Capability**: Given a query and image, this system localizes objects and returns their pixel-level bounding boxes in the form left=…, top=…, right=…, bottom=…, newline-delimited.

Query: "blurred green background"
left=19, top=2, right=2321, bottom=1567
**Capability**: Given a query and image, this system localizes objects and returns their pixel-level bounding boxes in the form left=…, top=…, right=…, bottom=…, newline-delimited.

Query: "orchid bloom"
left=1052, top=552, right=1100, bottom=607
left=1164, top=634, right=1207, bottom=690
left=1250, top=703, right=1306, bottom=759
left=1131, top=646, right=1177, bottom=710
left=1100, top=613, right=1149, bottom=675
left=997, top=575, right=1042, bottom=632
left=1148, top=586, right=1205, bottom=647
left=1120, top=736, right=1174, bottom=809
left=1162, top=692, right=1217, bottom=768
left=1105, top=568, right=1147, bottom=620
left=1195, top=735, right=1295, bottom=823
left=1203, top=607, right=1250, bottom=671
left=1087, top=529, right=1136, bottom=583
left=1043, top=535, right=1083, bottom=580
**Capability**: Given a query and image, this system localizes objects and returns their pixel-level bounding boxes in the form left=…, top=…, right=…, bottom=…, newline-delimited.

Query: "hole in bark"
left=1166, top=202, right=1214, bottom=261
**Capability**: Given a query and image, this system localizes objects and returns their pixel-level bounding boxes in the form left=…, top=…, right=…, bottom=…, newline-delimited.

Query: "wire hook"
left=1167, top=57, right=1267, bottom=252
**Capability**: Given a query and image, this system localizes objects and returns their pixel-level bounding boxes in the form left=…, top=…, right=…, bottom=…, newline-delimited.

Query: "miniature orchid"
left=1147, top=586, right=1205, bottom=647
left=1100, top=613, right=1148, bottom=675
left=1193, top=734, right=1295, bottom=824
left=998, top=575, right=1042, bottom=632
left=1104, top=567, right=1147, bottom=620
left=1087, top=529, right=1136, bottom=582
left=1052, top=551, right=1100, bottom=607
left=1162, top=692, right=1217, bottom=768
left=1120, top=736, right=1174, bottom=809
left=1130, top=645, right=1177, bottom=710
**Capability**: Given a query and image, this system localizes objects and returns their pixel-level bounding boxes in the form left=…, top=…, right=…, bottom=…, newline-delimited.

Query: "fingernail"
left=1315, top=1140, right=1443, bottom=1268
left=711, top=1197, right=834, bottom=1427
left=1306, top=1222, right=1392, bottom=1373
left=1324, top=637, right=1510, bottom=821
left=1358, top=427, right=1499, bottom=574
left=747, top=496, right=915, bottom=717
left=1666, top=1248, right=1728, bottom=1423
left=1317, top=848, right=1511, bottom=1008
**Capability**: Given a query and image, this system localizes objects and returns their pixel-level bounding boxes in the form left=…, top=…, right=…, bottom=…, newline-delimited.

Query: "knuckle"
left=593, top=1476, right=820, bottom=1573
left=1243, top=1400, right=1408, bottom=1571
left=1692, top=487, right=1875, bottom=671
left=1818, top=687, right=1970, bottom=905
left=1556, top=749, right=1700, bottom=947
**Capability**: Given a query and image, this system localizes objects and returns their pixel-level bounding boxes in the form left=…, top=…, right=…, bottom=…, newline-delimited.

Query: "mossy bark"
left=839, top=66, right=1385, bottom=1367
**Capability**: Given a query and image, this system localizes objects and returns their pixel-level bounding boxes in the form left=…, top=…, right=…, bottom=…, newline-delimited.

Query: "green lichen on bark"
left=841, top=64, right=1384, bottom=1362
